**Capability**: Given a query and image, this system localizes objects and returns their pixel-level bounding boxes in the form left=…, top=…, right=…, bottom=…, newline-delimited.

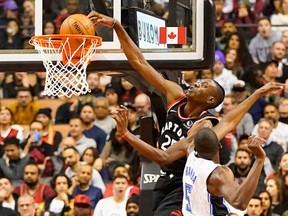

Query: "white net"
left=29, top=35, right=101, bottom=98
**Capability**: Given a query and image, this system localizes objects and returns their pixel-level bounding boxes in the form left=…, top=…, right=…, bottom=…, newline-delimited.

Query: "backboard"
left=0, top=0, right=215, bottom=72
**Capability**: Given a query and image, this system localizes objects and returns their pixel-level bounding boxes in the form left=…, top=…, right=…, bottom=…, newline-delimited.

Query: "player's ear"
left=206, top=96, right=215, bottom=105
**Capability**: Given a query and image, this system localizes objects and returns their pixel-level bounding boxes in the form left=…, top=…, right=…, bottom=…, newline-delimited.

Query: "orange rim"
left=29, top=34, right=102, bottom=48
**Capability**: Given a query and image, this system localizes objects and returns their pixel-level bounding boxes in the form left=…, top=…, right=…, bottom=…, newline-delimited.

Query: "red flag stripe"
left=178, top=27, right=186, bottom=44
left=159, top=27, right=167, bottom=44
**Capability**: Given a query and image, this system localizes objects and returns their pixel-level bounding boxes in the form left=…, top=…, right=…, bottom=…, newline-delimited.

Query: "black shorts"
left=152, top=175, right=183, bottom=216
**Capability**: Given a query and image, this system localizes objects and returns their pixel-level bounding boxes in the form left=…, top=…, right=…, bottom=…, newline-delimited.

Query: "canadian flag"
left=159, top=27, right=187, bottom=44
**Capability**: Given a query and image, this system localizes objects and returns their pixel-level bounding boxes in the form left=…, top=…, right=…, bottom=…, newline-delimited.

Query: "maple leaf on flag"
left=168, top=32, right=176, bottom=39
left=159, top=27, right=186, bottom=44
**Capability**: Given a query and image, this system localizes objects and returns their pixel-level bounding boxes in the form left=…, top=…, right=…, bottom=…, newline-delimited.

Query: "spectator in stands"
left=84, top=72, right=104, bottom=98
left=271, top=0, right=288, bottom=33
left=266, top=177, right=282, bottom=208
left=258, top=190, right=273, bottom=216
left=37, top=174, right=73, bottom=216
left=213, top=50, right=239, bottom=95
left=0, top=18, right=22, bottom=49
left=32, top=72, right=49, bottom=99
left=93, top=174, right=129, bottom=216
left=118, top=78, right=142, bottom=104
left=68, top=117, right=97, bottom=156
left=228, top=0, right=258, bottom=35
left=0, top=137, right=31, bottom=185
left=0, top=0, right=19, bottom=36
left=221, top=94, right=254, bottom=139
left=254, top=118, right=284, bottom=194
left=260, top=60, right=280, bottom=85
left=35, top=108, right=62, bottom=152
left=224, top=48, right=244, bottom=78
left=268, top=152, right=288, bottom=180
left=103, top=164, right=139, bottom=199
left=41, top=136, right=76, bottom=178
left=13, top=163, right=55, bottom=205
left=248, top=16, right=281, bottom=65
left=278, top=97, right=288, bottom=123
left=126, top=194, right=140, bottom=216
left=93, top=97, right=116, bottom=135
left=100, top=128, right=140, bottom=181
left=228, top=148, right=252, bottom=185
left=0, top=106, right=24, bottom=151
left=9, top=87, right=41, bottom=124
left=225, top=32, right=255, bottom=74
left=80, top=147, right=102, bottom=172
left=213, top=0, right=229, bottom=27
left=71, top=163, right=102, bottom=209
left=3, top=72, right=32, bottom=98
left=55, top=0, right=81, bottom=31
left=215, top=19, right=237, bottom=51
left=17, top=194, right=35, bottom=216
left=252, top=104, right=288, bottom=152
left=182, top=70, right=198, bottom=86
left=55, top=95, right=79, bottom=124
left=21, top=0, right=35, bottom=38
left=268, top=40, right=288, bottom=84
left=281, top=30, right=288, bottom=56
left=245, top=196, right=263, bottom=216
left=0, top=177, right=18, bottom=211
left=23, top=120, right=54, bottom=168
left=105, top=83, right=120, bottom=112
left=62, top=147, right=105, bottom=194
left=43, top=20, right=57, bottom=35
left=79, top=104, right=107, bottom=154
left=72, top=194, right=93, bottom=216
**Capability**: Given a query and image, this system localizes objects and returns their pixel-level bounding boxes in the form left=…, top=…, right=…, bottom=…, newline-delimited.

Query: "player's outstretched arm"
left=207, top=135, right=266, bottom=210
left=111, top=106, right=208, bottom=166
left=87, top=11, right=183, bottom=103
left=213, top=82, right=285, bottom=140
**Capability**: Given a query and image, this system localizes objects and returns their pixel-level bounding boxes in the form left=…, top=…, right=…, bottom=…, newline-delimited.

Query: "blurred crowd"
left=0, top=0, right=288, bottom=216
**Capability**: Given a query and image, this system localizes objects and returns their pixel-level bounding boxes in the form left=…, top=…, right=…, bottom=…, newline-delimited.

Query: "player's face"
left=185, top=79, right=218, bottom=105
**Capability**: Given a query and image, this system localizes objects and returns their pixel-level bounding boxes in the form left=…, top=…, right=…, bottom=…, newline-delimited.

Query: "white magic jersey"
left=182, top=151, right=228, bottom=216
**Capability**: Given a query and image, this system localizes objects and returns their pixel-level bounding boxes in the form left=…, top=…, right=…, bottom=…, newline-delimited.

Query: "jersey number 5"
left=185, top=183, right=192, bottom=213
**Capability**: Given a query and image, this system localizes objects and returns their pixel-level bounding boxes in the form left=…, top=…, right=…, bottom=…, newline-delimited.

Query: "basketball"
left=60, top=14, right=95, bottom=35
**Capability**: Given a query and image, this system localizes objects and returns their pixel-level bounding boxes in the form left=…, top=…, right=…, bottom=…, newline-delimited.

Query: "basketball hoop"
left=29, top=34, right=102, bottom=98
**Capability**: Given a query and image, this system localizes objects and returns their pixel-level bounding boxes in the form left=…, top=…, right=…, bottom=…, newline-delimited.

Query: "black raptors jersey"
left=158, top=96, right=218, bottom=174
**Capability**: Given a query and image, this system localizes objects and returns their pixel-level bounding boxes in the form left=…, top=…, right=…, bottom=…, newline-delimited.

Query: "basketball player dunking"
left=88, top=11, right=286, bottom=216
